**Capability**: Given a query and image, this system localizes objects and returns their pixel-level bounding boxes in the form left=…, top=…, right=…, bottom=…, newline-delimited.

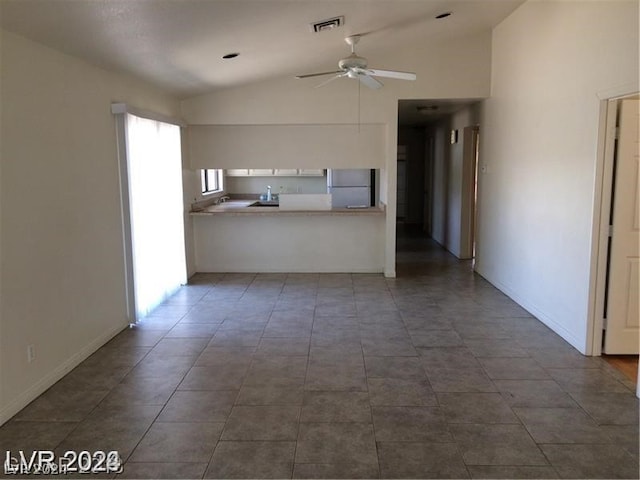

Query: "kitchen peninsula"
left=185, top=123, right=391, bottom=275
left=190, top=197, right=386, bottom=273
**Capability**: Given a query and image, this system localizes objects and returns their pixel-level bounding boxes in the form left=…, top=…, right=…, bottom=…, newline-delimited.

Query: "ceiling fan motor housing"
left=338, top=53, right=368, bottom=71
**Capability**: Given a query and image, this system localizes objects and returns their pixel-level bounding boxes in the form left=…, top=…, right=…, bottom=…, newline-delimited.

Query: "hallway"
left=1, top=237, right=638, bottom=479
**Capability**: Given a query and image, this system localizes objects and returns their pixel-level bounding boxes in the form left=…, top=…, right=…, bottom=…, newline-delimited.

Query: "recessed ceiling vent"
left=417, top=105, right=439, bottom=114
left=310, top=16, right=344, bottom=33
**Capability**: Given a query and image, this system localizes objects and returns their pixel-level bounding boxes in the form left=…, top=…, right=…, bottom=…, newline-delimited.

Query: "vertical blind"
left=126, top=113, right=187, bottom=319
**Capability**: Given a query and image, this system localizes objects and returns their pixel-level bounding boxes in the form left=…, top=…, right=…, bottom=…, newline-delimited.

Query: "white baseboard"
left=474, top=266, right=585, bottom=354
left=0, top=322, right=129, bottom=426
left=195, top=267, right=385, bottom=274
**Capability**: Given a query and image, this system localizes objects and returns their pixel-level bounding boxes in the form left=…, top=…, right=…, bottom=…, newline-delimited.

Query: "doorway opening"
left=113, top=107, right=188, bottom=322
left=396, top=99, right=482, bottom=267
left=589, top=93, right=639, bottom=393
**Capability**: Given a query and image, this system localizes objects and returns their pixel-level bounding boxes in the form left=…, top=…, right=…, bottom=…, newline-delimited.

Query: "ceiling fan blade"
left=295, top=71, right=342, bottom=79
left=367, top=68, right=417, bottom=81
left=314, top=73, right=345, bottom=88
left=358, top=74, right=383, bottom=90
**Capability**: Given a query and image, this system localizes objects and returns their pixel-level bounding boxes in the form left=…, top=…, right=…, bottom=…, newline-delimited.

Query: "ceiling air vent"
left=310, top=16, right=344, bottom=33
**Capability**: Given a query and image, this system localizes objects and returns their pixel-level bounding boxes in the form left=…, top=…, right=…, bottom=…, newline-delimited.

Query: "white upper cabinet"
left=274, top=169, right=298, bottom=176
left=248, top=169, right=274, bottom=176
left=225, top=169, right=250, bottom=176
left=298, top=169, right=324, bottom=176
left=225, top=169, right=324, bottom=177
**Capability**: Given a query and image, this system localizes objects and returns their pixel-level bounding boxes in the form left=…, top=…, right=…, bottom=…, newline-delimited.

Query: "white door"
left=604, top=99, right=640, bottom=354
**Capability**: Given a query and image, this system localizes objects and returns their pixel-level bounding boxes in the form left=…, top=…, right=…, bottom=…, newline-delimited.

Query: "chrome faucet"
left=266, top=185, right=272, bottom=201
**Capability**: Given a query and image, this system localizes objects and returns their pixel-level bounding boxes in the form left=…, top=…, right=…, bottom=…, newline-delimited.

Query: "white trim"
left=0, top=322, right=128, bottom=425
left=113, top=114, right=137, bottom=323
left=588, top=99, right=619, bottom=356
left=474, top=267, right=585, bottom=353
left=385, top=119, right=397, bottom=278
left=111, top=103, right=186, bottom=127
left=596, top=83, right=640, bottom=101
left=195, top=267, right=384, bottom=274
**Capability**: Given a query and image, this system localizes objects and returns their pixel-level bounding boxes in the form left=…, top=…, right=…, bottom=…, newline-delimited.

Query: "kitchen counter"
left=191, top=200, right=385, bottom=216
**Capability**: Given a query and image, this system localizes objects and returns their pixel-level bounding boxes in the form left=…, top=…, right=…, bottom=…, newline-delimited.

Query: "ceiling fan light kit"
left=296, top=34, right=416, bottom=89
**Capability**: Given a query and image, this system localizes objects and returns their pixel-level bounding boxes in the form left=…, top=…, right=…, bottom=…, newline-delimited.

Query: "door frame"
left=423, top=135, right=435, bottom=236
left=588, top=91, right=639, bottom=356
left=460, top=126, right=479, bottom=259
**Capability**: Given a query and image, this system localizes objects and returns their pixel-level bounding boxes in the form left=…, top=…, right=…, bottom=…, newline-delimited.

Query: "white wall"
left=475, top=0, right=639, bottom=353
left=0, top=30, right=180, bottom=424
left=188, top=124, right=386, bottom=169
left=181, top=32, right=493, bottom=276
left=428, top=103, right=481, bottom=257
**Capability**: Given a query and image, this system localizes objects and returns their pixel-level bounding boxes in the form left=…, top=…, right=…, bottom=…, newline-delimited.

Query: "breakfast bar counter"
left=190, top=200, right=385, bottom=216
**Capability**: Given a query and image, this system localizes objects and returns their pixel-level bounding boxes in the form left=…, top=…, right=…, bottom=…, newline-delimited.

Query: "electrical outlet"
left=27, top=344, right=35, bottom=363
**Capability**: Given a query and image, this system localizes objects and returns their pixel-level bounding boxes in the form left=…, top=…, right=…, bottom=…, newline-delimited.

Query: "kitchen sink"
left=249, top=201, right=279, bottom=207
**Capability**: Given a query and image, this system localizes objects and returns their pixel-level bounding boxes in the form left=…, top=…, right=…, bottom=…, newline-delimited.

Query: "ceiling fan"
left=295, top=35, right=417, bottom=89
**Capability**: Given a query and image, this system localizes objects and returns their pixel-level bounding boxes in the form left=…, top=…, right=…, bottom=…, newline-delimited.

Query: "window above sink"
left=201, top=169, right=224, bottom=195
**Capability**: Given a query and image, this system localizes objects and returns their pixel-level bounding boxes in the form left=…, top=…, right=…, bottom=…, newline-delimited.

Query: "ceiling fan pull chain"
left=358, top=78, right=361, bottom=133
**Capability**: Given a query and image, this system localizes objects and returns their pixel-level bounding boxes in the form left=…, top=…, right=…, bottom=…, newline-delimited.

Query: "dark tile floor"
left=1, top=235, right=638, bottom=479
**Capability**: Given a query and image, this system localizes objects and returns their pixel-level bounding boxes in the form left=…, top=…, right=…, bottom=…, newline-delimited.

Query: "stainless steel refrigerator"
left=327, top=169, right=374, bottom=208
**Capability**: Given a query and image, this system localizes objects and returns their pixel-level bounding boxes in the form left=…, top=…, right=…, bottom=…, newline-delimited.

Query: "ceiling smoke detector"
left=310, top=16, right=344, bottom=33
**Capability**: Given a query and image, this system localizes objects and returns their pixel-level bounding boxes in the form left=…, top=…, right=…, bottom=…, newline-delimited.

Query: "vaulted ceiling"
left=0, top=0, right=524, bottom=99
